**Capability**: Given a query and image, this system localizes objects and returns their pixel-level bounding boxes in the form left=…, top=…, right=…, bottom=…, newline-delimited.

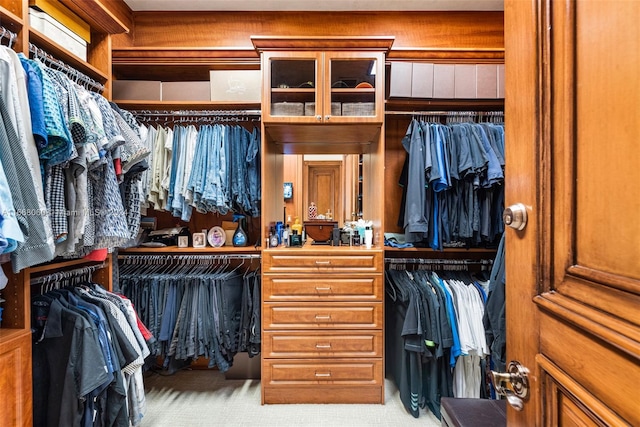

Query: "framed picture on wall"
left=284, top=182, right=293, bottom=199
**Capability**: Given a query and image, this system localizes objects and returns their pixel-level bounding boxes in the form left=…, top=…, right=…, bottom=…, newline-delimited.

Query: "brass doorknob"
left=491, top=361, right=530, bottom=411
left=503, top=203, right=528, bottom=230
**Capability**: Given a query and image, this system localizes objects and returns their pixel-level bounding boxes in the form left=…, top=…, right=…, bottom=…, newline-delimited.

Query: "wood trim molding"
left=568, top=265, right=640, bottom=295
left=388, top=47, right=504, bottom=61
left=536, top=354, right=626, bottom=427
left=112, top=47, right=260, bottom=64
left=534, top=292, right=640, bottom=358
left=251, top=36, right=394, bottom=52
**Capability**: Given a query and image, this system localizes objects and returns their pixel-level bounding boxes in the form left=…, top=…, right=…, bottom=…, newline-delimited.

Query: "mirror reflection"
left=283, top=154, right=362, bottom=226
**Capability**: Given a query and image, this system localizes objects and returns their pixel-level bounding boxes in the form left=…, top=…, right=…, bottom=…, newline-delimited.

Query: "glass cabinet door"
left=325, top=52, right=383, bottom=122
left=265, top=52, right=322, bottom=122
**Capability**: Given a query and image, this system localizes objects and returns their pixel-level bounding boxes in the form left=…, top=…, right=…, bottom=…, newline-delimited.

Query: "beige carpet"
left=141, top=368, right=441, bottom=427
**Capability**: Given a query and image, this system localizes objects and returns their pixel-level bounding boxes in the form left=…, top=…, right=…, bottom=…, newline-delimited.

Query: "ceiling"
left=122, top=0, right=504, bottom=12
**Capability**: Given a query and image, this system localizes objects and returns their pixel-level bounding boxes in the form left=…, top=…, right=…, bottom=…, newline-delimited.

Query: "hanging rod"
left=30, top=261, right=106, bottom=285
left=385, top=110, right=503, bottom=116
left=385, top=257, right=493, bottom=264
left=0, top=26, right=17, bottom=48
left=28, top=43, right=105, bottom=93
left=118, top=253, right=261, bottom=261
left=131, top=109, right=261, bottom=117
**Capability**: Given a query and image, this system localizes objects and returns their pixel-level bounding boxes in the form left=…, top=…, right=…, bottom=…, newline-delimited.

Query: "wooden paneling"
left=0, top=332, right=32, bottom=427
left=115, top=11, right=503, bottom=51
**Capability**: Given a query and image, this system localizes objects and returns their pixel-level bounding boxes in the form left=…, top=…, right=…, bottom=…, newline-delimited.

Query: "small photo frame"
left=192, top=232, right=206, bottom=248
left=178, top=235, right=189, bottom=248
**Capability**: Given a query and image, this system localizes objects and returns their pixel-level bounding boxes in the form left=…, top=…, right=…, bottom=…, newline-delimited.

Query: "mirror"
left=283, top=154, right=361, bottom=225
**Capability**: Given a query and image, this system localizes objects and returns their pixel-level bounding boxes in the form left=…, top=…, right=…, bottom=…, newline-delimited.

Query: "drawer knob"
left=315, top=287, right=332, bottom=292
left=315, top=343, right=332, bottom=349
left=315, top=314, right=331, bottom=320
left=315, top=260, right=331, bottom=265
left=315, top=372, right=331, bottom=377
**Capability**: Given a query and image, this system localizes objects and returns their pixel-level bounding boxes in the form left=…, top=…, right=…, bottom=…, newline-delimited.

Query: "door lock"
left=503, top=203, right=528, bottom=230
left=490, top=361, right=530, bottom=411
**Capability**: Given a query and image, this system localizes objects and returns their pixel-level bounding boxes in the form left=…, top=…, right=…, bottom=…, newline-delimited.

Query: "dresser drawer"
left=263, top=330, right=383, bottom=358
left=263, top=275, right=382, bottom=301
left=263, top=250, right=382, bottom=273
left=263, top=358, right=383, bottom=384
left=263, top=302, right=382, bottom=329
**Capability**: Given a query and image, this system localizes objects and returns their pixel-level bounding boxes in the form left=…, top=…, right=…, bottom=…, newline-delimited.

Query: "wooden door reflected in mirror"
left=283, top=154, right=360, bottom=225
left=303, top=160, right=342, bottom=221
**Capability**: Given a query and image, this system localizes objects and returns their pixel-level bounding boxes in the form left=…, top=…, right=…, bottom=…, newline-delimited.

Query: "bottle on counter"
left=269, top=227, right=278, bottom=248
left=364, top=226, right=373, bottom=249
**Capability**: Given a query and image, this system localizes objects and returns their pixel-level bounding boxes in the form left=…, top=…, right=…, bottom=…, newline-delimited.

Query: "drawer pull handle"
left=315, top=314, right=331, bottom=320
left=315, top=287, right=331, bottom=291
left=315, top=372, right=332, bottom=377
left=315, top=260, right=331, bottom=265
left=315, top=343, right=332, bottom=349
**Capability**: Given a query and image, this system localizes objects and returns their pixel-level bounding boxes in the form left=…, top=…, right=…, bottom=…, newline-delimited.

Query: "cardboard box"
left=162, top=81, right=211, bottom=101
left=210, top=70, right=261, bottom=102
left=112, top=80, right=162, bottom=101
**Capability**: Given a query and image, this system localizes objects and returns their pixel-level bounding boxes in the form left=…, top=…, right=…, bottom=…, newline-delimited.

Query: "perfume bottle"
left=308, top=202, right=317, bottom=219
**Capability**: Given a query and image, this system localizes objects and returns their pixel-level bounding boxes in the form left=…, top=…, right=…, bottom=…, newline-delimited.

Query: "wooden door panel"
left=572, top=0, right=640, bottom=281
left=506, top=0, right=640, bottom=425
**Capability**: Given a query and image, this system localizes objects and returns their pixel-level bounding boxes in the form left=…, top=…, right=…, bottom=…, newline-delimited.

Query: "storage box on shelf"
left=29, top=8, right=87, bottom=60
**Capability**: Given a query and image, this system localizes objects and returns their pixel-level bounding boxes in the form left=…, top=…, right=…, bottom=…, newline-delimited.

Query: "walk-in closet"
left=0, top=1, right=638, bottom=427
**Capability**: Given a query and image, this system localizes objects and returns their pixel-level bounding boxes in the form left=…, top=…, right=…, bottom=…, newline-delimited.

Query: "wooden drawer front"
left=263, top=302, right=382, bottom=329
left=263, top=276, right=382, bottom=301
left=263, top=330, right=383, bottom=358
left=263, top=359, right=383, bottom=384
left=264, top=252, right=381, bottom=272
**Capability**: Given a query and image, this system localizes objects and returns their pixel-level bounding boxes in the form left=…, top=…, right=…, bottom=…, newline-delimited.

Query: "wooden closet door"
left=505, top=0, right=640, bottom=425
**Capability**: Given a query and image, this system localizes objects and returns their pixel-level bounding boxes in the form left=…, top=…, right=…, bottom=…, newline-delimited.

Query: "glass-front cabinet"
left=263, top=51, right=384, bottom=124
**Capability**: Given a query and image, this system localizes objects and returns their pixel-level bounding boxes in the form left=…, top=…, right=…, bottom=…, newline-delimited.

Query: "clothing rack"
left=385, top=110, right=503, bottom=122
left=0, top=26, right=17, bottom=48
left=384, top=257, right=493, bottom=271
left=118, top=253, right=261, bottom=270
left=28, top=43, right=105, bottom=93
left=131, top=109, right=262, bottom=124
left=30, top=261, right=107, bottom=292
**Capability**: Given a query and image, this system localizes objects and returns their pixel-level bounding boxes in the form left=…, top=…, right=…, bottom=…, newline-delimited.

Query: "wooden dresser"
left=261, top=245, right=384, bottom=404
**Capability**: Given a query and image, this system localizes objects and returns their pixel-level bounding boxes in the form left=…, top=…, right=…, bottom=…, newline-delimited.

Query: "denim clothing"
left=119, top=258, right=262, bottom=372
left=144, top=122, right=261, bottom=218
left=246, top=127, right=261, bottom=216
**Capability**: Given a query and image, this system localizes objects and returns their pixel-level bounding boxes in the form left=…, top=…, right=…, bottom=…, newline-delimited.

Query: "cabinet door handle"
left=315, top=314, right=331, bottom=320
left=315, top=287, right=331, bottom=291
left=315, top=260, right=331, bottom=265
left=315, top=343, right=332, bottom=349
left=315, top=372, right=331, bottom=377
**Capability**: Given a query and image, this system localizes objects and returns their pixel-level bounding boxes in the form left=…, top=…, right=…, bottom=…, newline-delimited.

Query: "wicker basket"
left=304, top=102, right=342, bottom=116
left=341, top=102, right=375, bottom=116
left=271, top=102, right=304, bottom=116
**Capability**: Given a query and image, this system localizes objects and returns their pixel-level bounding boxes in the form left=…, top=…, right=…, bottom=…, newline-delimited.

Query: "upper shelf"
left=112, top=47, right=260, bottom=81
left=29, top=28, right=108, bottom=83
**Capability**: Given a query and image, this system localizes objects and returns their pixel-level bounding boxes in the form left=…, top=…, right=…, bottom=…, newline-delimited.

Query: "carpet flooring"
left=141, top=368, right=441, bottom=427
